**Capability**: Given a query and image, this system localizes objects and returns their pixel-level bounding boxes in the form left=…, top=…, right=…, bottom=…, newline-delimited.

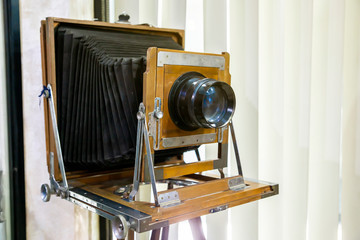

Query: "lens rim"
left=168, top=72, right=236, bottom=130
left=193, top=80, right=236, bottom=128
left=168, top=72, right=205, bottom=131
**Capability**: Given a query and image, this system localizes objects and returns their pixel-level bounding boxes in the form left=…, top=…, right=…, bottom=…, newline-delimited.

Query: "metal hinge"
left=148, top=97, right=163, bottom=150
left=228, top=177, right=246, bottom=191
left=158, top=191, right=181, bottom=208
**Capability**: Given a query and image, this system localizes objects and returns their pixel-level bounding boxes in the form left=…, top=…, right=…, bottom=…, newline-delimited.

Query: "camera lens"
left=203, top=86, right=227, bottom=123
left=168, top=72, right=235, bottom=131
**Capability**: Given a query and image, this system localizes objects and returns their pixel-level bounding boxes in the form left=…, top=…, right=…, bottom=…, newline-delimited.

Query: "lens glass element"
left=168, top=72, right=236, bottom=130
left=202, top=87, right=227, bottom=123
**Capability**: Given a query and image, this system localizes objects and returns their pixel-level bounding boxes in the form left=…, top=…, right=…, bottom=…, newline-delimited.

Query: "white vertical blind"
left=281, top=0, right=312, bottom=239
left=139, top=0, right=158, bottom=26
left=228, top=0, right=259, bottom=239
left=203, top=0, right=226, bottom=54
left=184, top=0, right=204, bottom=52
left=203, top=1, right=228, bottom=239
left=158, top=0, right=186, bottom=29
left=307, top=0, right=344, bottom=239
left=258, top=1, right=285, bottom=239
left=110, top=1, right=360, bottom=239
left=341, top=0, right=360, bottom=240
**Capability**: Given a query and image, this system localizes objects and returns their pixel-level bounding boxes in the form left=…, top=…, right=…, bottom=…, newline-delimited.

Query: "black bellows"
left=55, top=25, right=192, bottom=171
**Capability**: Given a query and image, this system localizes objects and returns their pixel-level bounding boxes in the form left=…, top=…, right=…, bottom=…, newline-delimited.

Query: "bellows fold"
left=55, top=25, right=195, bottom=171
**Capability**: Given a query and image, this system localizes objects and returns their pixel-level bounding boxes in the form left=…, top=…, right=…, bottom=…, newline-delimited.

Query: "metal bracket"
left=228, top=177, right=246, bottom=191
left=162, top=133, right=216, bottom=148
left=209, top=205, right=228, bottom=213
left=157, top=51, right=226, bottom=70
left=158, top=191, right=181, bottom=208
left=40, top=84, right=69, bottom=202
left=217, top=126, right=227, bottom=143
left=148, top=97, right=162, bottom=150
left=229, top=121, right=246, bottom=188
left=129, top=103, right=160, bottom=207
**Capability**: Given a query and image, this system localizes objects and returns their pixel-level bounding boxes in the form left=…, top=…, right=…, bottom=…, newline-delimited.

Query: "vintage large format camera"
left=39, top=18, right=278, bottom=239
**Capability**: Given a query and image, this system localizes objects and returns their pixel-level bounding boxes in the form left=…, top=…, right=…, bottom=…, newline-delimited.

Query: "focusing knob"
left=112, top=215, right=130, bottom=239
left=41, top=184, right=51, bottom=202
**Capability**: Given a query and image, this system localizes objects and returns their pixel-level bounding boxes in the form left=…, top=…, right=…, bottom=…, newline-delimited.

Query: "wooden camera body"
left=40, top=18, right=278, bottom=237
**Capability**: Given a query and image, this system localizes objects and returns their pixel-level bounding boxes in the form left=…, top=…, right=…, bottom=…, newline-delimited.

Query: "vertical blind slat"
left=139, top=0, right=158, bottom=26
left=281, top=0, right=312, bottom=239
left=341, top=0, right=360, bottom=239
left=258, top=1, right=285, bottom=239
left=203, top=0, right=229, bottom=239
left=228, top=0, right=259, bottom=239
left=307, top=0, right=344, bottom=239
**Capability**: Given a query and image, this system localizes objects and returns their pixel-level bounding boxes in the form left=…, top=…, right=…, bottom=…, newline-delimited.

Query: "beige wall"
left=19, top=1, right=93, bottom=239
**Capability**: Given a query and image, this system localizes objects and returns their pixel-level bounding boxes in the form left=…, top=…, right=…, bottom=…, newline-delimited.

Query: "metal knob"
left=116, top=13, right=130, bottom=24
left=155, top=111, right=163, bottom=119
left=112, top=215, right=130, bottom=239
left=41, top=184, right=51, bottom=202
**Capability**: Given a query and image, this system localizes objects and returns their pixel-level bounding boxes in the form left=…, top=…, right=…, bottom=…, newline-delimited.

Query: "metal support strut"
left=40, top=84, right=69, bottom=202
left=229, top=121, right=246, bottom=188
left=129, top=103, right=160, bottom=207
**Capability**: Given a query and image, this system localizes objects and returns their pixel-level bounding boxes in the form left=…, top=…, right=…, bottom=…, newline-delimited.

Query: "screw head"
left=155, top=111, right=163, bottom=119
left=137, top=111, right=145, bottom=120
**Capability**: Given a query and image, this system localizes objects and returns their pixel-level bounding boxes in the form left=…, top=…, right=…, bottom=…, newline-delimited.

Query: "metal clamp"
left=40, top=84, right=69, bottom=202
left=148, top=97, right=162, bottom=150
left=217, top=126, right=227, bottom=143
left=129, top=103, right=160, bottom=207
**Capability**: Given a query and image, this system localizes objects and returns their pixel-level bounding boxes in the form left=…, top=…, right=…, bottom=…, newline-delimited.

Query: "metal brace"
left=158, top=191, right=181, bottom=208
left=40, top=84, right=69, bottom=202
left=129, top=103, right=160, bottom=207
left=217, top=126, right=227, bottom=143
left=228, top=177, right=246, bottom=191
left=148, top=97, right=162, bottom=150
left=228, top=121, right=246, bottom=190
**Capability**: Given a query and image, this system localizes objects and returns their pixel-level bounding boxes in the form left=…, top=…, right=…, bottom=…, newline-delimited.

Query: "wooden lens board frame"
left=143, top=48, right=230, bottom=181
left=40, top=18, right=278, bottom=233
